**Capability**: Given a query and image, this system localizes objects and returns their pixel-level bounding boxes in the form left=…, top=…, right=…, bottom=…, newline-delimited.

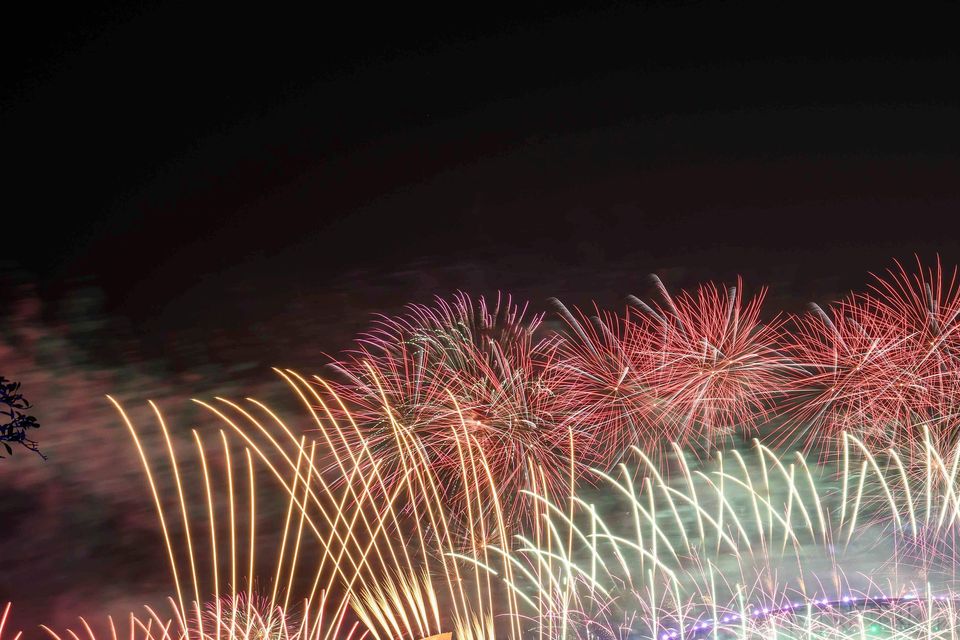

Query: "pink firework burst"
left=785, top=256, right=960, bottom=451
left=325, top=292, right=585, bottom=531
left=868, top=256, right=960, bottom=428
left=551, top=301, right=665, bottom=462
left=635, top=276, right=793, bottom=448
left=554, top=276, right=793, bottom=465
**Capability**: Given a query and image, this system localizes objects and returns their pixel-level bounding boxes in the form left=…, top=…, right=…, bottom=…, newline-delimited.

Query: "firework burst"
left=554, top=276, right=793, bottom=465
left=638, top=276, right=793, bottom=442
left=23, top=257, right=960, bottom=640
left=551, top=301, right=664, bottom=463
left=465, top=433, right=960, bottom=640
left=785, top=257, right=960, bottom=451
left=98, top=372, right=520, bottom=640
left=325, top=292, right=584, bottom=531
left=199, top=591, right=297, bottom=640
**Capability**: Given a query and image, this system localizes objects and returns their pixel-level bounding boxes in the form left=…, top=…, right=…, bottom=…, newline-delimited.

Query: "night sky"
left=3, top=1, right=960, bottom=633
left=7, top=3, right=960, bottom=327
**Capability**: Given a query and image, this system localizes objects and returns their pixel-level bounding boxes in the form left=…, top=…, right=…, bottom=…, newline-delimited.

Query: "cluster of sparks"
left=551, top=276, right=792, bottom=462
left=325, top=257, right=960, bottom=528
left=15, top=384, right=960, bottom=640
left=785, top=260, right=960, bottom=450
left=5, top=256, right=960, bottom=639
left=325, top=292, right=578, bottom=530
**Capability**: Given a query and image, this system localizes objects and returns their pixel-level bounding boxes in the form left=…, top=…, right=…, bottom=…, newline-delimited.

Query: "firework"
left=785, top=257, right=960, bottom=451
left=325, top=292, right=585, bottom=531
left=39, top=595, right=364, bottom=640
left=36, top=394, right=374, bottom=640
left=665, top=595, right=960, bottom=640
left=0, top=603, right=22, bottom=640
left=635, top=276, right=793, bottom=445
left=271, top=369, right=524, bottom=639
left=88, top=374, right=518, bottom=640
left=22, top=258, right=960, bottom=640
left=351, top=569, right=441, bottom=640
left=550, top=301, right=666, bottom=462
left=462, top=432, right=960, bottom=640
left=554, top=276, right=793, bottom=465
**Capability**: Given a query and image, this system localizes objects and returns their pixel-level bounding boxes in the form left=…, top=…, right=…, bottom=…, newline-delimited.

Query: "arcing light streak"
left=62, top=369, right=525, bottom=640
left=0, top=602, right=23, bottom=640
left=659, top=592, right=960, bottom=640
left=465, top=433, right=960, bottom=639
left=49, top=393, right=374, bottom=640
left=35, top=364, right=960, bottom=639
left=326, top=292, right=584, bottom=532
left=25, top=254, right=960, bottom=639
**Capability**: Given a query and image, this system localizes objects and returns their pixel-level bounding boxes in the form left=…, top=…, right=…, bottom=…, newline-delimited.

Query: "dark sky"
left=4, top=1, right=960, bottom=349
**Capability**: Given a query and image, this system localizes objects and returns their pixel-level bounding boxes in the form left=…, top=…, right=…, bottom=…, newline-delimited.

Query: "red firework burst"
left=554, top=276, right=793, bottom=464
left=324, top=292, right=584, bottom=531
left=868, top=256, right=960, bottom=425
left=551, top=301, right=665, bottom=461
left=785, top=257, right=960, bottom=450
